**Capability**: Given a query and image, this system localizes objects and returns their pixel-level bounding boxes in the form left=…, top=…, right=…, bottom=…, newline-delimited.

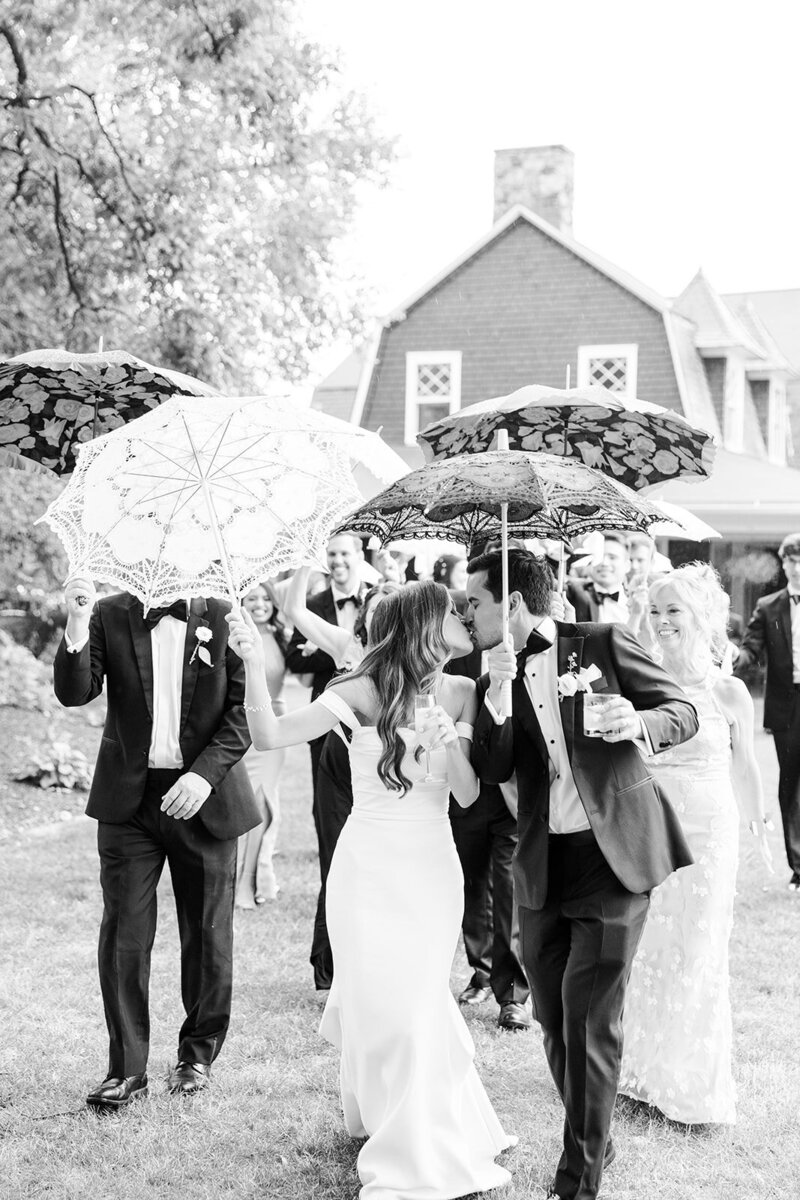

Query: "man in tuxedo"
left=466, top=550, right=697, bottom=1200
left=54, top=578, right=259, bottom=1112
left=284, top=532, right=368, bottom=990
left=567, top=532, right=631, bottom=624
left=734, top=532, right=800, bottom=891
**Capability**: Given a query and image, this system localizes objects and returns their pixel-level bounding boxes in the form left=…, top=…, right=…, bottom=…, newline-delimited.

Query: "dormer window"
left=577, top=344, right=638, bottom=398
left=405, top=351, right=462, bottom=444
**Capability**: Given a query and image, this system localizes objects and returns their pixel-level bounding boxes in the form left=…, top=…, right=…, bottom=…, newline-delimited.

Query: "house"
left=312, top=145, right=800, bottom=619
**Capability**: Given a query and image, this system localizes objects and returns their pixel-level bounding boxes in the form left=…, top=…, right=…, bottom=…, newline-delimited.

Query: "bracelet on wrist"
left=243, top=700, right=272, bottom=713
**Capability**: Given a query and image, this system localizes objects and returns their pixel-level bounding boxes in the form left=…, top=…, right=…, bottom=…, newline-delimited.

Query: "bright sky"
left=300, top=0, right=800, bottom=374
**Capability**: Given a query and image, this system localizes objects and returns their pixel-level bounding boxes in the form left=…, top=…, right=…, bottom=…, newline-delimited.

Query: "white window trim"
left=577, top=343, right=639, bottom=398
left=404, top=351, right=462, bottom=445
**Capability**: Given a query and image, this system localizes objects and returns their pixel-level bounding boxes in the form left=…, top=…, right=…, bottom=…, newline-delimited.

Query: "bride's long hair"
left=649, top=563, right=730, bottom=675
left=344, top=580, right=454, bottom=794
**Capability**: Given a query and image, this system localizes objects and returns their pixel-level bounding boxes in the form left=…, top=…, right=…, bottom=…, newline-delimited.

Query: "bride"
left=227, top=580, right=515, bottom=1199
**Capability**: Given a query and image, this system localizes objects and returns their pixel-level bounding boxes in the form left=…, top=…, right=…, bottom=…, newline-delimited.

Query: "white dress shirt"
left=594, top=588, right=629, bottom=624
left=483, top=617, right=653, bottom=833
left=66, top=610, right=212, bottom=797
left=330, top=582, right=362, bottom=635
left=789, top=589, right=800, bottom=683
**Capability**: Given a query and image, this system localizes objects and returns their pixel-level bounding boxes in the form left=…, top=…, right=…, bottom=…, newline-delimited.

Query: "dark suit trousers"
left=96, top=769, right=237, bottom=1076
left=309, top=732, right=353, bottom=990
left=449, top=787, right=529, bottom=1005
left=773, top=690, right=800, bottom=873
left=519, top=832, right=649, bottom=1200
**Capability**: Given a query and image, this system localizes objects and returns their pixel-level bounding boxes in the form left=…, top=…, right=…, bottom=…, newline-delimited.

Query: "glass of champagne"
left=414, top=693, right=436, bottom=782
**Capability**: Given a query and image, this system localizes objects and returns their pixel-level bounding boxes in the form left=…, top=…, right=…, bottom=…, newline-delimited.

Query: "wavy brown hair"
left=343, top=580, right=454, bottom=794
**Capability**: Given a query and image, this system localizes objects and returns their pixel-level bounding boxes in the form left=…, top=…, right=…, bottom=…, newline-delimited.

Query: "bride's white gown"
left=317, top=692, right=516, bottom=1200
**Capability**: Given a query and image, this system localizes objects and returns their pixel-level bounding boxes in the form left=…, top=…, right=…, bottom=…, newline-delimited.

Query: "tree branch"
left=51, top=168, right=83, bottom=307
left=0, top=22, right=28, bottom=89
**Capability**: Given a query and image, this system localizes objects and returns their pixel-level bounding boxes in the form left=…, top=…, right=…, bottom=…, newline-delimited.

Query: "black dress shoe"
left=458, top=983, right=493, bottom=1005
left=86, top=1073, right=148, bottom=1111
left=497, top=1001, right=532, bottom=1031
left=167, top=1060, right=211, bottom=1096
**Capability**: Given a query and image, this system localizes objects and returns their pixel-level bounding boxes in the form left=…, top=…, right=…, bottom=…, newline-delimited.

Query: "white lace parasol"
left=38, top=394, right=407, bottom=609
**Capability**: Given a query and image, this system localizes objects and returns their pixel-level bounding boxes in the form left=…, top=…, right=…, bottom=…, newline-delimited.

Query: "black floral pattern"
left=0, top=361, right=215, bottom=475
left=417, top=386, right=717, bottom=491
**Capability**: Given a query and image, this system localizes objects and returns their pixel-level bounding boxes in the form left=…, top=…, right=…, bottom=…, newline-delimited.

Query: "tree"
left=0, top=1, right=394, bottom=390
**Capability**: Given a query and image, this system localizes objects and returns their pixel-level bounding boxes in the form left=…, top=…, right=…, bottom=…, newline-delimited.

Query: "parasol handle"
left=557, top=542, right=567, bottom=591
left=495, top=427, right=512, bottom=721
left=184, top=420, right=241, bottom=613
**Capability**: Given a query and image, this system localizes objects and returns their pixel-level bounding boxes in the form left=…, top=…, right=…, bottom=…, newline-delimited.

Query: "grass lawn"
left=0, top=683, right=797, bottom=1200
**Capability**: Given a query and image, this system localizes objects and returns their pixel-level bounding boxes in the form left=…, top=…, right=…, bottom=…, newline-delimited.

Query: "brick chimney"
left=493, top=144, right=574, bottom=233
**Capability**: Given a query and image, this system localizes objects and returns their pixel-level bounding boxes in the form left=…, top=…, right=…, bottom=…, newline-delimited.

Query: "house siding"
left=361, top=219, right=684, bottom=447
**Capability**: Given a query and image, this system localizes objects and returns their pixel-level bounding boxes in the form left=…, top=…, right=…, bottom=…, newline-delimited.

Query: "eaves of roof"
left=382, top=205, right=671, bottom=326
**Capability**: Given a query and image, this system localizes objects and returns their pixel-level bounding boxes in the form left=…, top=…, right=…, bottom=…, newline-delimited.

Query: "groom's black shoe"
left=498, top=1001, right=531, bottom=1031
left=546, top=1141, right=617, bottom=1197
left=167, top=1061, right=210, bottom=1096
left=86, top=1073, right=148, bottom=1112
left=458, top=983, right=492, bottom=1005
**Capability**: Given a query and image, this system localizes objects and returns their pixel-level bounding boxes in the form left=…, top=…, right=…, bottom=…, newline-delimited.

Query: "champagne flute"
left=413, top=693, right=436, bottom=783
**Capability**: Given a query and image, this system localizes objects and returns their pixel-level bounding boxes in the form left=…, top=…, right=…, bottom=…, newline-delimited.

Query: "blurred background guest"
left=733, top=532, right=800, bottom=892
left=567, top=532, right=631, bottom=624
left=432, top=554, right=469, bottom=593
left=284, top=564, right=404, bottom=990
left=235, top=582, right=288, bottom=907
left=619, top=564, right=772, bottom=1124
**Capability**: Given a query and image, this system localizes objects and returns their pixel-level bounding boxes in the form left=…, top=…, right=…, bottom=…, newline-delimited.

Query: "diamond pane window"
left=577, top=344, right=638, bottom=399
left=405, top=351, right=462, bottom=444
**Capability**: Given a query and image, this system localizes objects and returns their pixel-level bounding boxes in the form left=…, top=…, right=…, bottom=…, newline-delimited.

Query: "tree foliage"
left=0, top=1, right=394, bottom=389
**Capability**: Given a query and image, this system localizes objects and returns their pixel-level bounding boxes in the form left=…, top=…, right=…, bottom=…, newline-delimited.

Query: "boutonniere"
left=557, top=654, right=603, bottom=700
left=189, top=624, right=213, bottom=667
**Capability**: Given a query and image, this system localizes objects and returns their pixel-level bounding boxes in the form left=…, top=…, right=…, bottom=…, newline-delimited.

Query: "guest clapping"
left=619, top=564, right=772, bottom=1124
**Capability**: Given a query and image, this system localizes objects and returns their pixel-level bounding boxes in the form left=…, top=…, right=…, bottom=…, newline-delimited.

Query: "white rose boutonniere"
left=557, top=658, right=603, bottom=700
left=190, top=625, right=213, bottom=667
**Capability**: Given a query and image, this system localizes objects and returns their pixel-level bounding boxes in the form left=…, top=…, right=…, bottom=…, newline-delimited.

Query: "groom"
left=466, top=550, right=697, bottom=1200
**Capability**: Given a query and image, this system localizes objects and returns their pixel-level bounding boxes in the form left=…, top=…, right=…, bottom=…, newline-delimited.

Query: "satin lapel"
left=513, top=672, right=549, bottom=767
left=556, top=629, right=584, bottom=758
left=128, top=598, right=154, bottom=720
left=180, top=598, right=208, bottom=735
left=778, top=591, right=793, bottom=653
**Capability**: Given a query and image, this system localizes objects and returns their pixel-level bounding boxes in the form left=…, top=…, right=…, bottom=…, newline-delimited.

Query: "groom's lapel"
left=556, top=623, right=584, bottom=759
left=180, top=598, right=208, bottom=735
left=128, top=597, right=154, bottom=720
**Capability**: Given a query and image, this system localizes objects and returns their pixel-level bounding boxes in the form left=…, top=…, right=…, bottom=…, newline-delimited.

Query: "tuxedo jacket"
left=735, top=587, right=797, bottom=731
left=53, top=593, right=260, bottom=840
left=472, top=621, right=697, bottom=910
left=566, top=580, right=628, bottom=623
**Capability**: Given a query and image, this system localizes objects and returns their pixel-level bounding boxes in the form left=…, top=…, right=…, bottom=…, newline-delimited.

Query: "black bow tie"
left=791, top=593, right=800, bottom=605
left=336, top=594, right=362, bottom=610
left=593, top=587, right=620, bottom=603
left=143, top=600, right=188, bottom=629
left=516, top=628, right=553, bottom=677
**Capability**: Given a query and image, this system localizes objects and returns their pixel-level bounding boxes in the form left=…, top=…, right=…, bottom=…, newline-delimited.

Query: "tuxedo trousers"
left=449, top=786, right=529, bottom=1005
left=519, top=831, right=649, bottom=1200
left=310, top=732, right=353, bottom=990
left=96, top=769, right=237, bottom=1077
left=772, top=689, right=800, bottom=873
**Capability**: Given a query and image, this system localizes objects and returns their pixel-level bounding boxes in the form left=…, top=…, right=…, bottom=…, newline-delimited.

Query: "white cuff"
left=65, top=631, right=89, bottom=654
left=633, top=716, right=655, bottom=757
left=483, top=694, right=507, bottom=726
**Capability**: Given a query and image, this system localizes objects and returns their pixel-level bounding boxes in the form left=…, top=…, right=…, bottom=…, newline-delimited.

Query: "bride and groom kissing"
left=56, top=546, right=697, bottom=1200
left=227, top=547, right=697, bottom=1200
